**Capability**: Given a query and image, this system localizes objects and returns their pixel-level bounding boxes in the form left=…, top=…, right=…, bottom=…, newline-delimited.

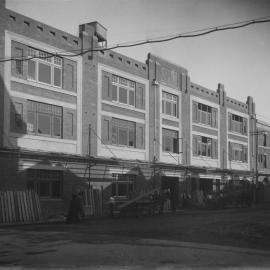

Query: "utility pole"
left=88, top=124, right=91, bottom=188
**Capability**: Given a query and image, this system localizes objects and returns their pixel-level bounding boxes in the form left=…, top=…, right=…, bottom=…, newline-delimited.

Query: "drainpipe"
left=153, top=62, right=159, bottom=162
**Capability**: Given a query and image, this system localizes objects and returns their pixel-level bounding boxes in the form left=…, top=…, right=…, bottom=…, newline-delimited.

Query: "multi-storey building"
left=255, top=120, right=270, bottom=182
left=0, top=1, right=268, bottom=218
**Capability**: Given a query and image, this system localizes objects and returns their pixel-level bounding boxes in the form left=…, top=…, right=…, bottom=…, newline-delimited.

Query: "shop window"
left=111, top=174, right=136, bottom=198
left=27, top=169, right=63, bottom=199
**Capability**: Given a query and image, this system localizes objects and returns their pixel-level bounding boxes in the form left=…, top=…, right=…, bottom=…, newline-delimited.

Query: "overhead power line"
left=0, top=16, right=270, bottom=63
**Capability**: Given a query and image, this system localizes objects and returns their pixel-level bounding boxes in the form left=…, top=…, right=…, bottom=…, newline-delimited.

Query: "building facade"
left=0, top=1, right=269, bottom=218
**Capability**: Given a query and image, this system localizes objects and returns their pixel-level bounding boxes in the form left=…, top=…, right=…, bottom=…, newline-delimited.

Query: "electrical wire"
left=90, top=127, right=118, bottom=159
left=0, top=16, right=270, bottom=62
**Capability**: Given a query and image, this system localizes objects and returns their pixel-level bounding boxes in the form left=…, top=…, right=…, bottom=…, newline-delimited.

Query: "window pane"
left=118, top=183, right=127, bottom=196
left=119, top=87, right=127, bottom=104
left=166, top=101, right=172, bottom=115
left=53, top=116, right=61, bottom=137
left=27, top=111, right=36, bottom=133
left=15, top=48, right=23, bottom=74
left=103, top=119, right=109, bottom=141
left=38, top=62, right=51, bottom=84
left=112, top=183, right=116, bottom=196
left=54, top=67, right=61, bottom=87
left=51, top=181, right=61, bottom=198
left=112, top=85, right=117, bottom=101
left=173, top=104, right=177, bottom=117
left=28, top=60, right=36, bottom=80
left=129, top=90, right=135, bottom=106
left=118, top=128, right=128, bottom=145
left=37, top=113, right=51, bottom=135
left=112, top=126, right=118, bottom=144
left=39, top=181, right=50, bottom=197
left=129, top=129, right=135, bottom=147
left=162, top=100, right=165, bottom=114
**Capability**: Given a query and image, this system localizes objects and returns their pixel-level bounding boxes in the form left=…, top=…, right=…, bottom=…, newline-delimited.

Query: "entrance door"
left=161, top=176, right=179, bottom=210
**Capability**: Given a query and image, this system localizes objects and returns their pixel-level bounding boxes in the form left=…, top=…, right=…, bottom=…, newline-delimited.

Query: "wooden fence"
left=0, top=190, right=42, bottom=225
left=81, top=188, right=103, bottom=216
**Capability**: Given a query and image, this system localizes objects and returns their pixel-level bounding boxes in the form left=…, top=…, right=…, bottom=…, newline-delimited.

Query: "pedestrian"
left=66, top=192, right=85, bottom=223
left=66, top=194, right=79, bottom=223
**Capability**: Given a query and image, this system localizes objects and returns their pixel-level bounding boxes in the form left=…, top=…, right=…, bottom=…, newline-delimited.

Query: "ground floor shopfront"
left=0, top=148, right=262, bottom=220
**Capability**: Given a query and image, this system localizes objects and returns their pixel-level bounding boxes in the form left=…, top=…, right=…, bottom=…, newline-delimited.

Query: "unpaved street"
left=1, top=208, right=270, bottom=269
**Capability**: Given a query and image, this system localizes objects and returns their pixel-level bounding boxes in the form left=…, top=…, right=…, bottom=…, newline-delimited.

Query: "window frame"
left=111, top=174, right=136, bottom=199
left=197, top=136, right=212, bottom=157
left=111, top=118, right=136, bottom=148
left=162, top=91, right=178, bottom=118
left=111, top=75, right=135, bottom=107
left=27, top=100, right=63, bottom=138
left=27, top=169, right=63, bottom=199
left=198, top=103, right=212, bottom=126
left=162, top=128, right=179, bottom=154
left=229, top=113, right=247, bottom=135
left=27, top=47, right=63, bottom=88
left=229, top=142, right=248, bottom=163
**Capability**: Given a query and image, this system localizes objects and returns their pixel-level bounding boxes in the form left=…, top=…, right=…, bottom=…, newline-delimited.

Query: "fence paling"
left=0, top=190, right=42, bottom=225
left=82, top=188, right=103, bottom=217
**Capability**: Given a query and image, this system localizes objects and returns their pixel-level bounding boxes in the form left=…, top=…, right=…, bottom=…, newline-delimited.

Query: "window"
left=27, top=47, right=62, bottom=88
left=112, top=118, right=135, bottom=147
left=193, top=135, right=218, bottom=159
left=228, top=113, right=247, bottom=135
left=198, top=103, right=212, bottom=125
left=263, top=154, right=267, bottom=168
left=193, top=101, right=218, bottom=127
left=198, top=136, right=212, bottom=157
left=27, top=169, right=63, bottom=199
left=14, top=102, right=23, bottom=128
left=229, top=142, right=248, bottom=162
left=66, top=112, right=74, bottom=137
left=259, top=153, right=267, bottom=168
left=111, top=75, right=135, bottom=106
left=15, top=47, right=23, bottom=75
left=263, top=134, right=267, bottom=147
left=162, top=92, right=178, bottom=117
left=111, top=174, right=136, bottom=198
left=27, top=100, right=62, bottom=138
left=162, top=128, right=179, bottom=153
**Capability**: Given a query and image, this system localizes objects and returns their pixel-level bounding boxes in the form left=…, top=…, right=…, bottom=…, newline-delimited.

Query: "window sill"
left=192, top=122, right=218, bottom=131
left=11, top=76, right=77, bottom=96
left=162, top=114, right=179, bottom=121
left=102, top=144, right=145, bottom=152
left=228, top=131, right=248, bottom=138
left=192, top=155, right=218, bottom=161
left=229, top=160, right=248, bottom=164
left=102, top=100, right=146, bottom=113
left=10, top=132, right=77, bottom=144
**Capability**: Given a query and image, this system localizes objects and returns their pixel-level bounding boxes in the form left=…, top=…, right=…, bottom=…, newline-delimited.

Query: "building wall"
left=0, top=7, right=83, bottom=155
left=256, top=121, right=270, bottom=180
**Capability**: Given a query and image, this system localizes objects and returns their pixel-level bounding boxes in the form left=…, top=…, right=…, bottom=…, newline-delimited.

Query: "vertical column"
left=217, top=83, right=227, bottom=170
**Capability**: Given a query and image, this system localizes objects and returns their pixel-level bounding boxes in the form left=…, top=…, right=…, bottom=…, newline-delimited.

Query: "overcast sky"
left=6, top=0, right=270, bottom=121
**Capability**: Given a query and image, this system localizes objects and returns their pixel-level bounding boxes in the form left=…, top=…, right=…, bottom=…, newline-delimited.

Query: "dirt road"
left=1, top=208, right=270, bottom=269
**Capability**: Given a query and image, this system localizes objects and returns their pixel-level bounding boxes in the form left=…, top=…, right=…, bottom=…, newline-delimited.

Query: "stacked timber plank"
left=0, top=190, right=42, bottom=225
left=81, top=188, right=103, bottom=217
